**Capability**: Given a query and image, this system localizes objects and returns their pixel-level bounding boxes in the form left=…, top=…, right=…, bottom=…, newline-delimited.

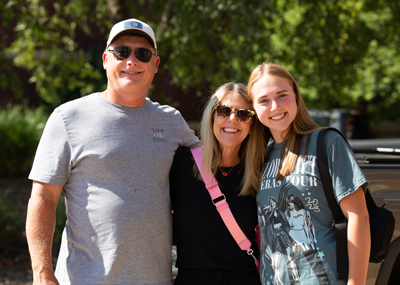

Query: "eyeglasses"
left=106, top=46, right=156, bottom=62
left=213, top=104, right=256, bottom=123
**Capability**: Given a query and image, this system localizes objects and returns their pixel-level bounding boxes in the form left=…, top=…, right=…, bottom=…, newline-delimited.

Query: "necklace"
left=219, top=165, right=235, bottom=176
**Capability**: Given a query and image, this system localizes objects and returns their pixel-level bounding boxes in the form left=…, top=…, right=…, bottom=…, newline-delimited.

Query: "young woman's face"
left=213, top=92, right=252, bottom=153
left=252, top=75, right=297, bottom=143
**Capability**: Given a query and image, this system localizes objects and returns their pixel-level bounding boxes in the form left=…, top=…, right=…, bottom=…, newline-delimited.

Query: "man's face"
left=103, top=35, right=160, bottom=106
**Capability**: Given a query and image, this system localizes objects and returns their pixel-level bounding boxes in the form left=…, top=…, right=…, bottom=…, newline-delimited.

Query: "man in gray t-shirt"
left=26, top=18, right=201, bottom=285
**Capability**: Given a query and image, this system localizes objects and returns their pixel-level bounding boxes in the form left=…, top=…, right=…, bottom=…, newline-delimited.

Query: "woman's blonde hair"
left=199, top=82, right=266, bottom=196
left=247, top=62, right=321, bottom=181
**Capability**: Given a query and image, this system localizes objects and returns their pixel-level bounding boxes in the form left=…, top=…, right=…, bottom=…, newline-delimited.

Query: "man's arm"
left=339, top=186, right=370, bottom=285
left=26, top=181, right=63, bottom=285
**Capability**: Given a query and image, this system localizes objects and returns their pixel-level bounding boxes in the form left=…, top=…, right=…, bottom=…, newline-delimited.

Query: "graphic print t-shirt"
left=256, top=130, right=369, bottom=285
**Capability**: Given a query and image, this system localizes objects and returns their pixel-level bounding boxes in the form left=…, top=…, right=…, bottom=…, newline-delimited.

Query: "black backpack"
left=317, top=128, right=395, bottom=280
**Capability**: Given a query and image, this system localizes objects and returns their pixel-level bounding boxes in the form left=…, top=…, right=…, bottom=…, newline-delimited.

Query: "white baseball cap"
left=106, top=18, right=157, bottom=52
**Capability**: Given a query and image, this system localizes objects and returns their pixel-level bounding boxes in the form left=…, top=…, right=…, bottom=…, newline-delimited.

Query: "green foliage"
left=9, top=0, right=108, bottom=108
left=0, top=0, right=26, bottom=98
left=0, top=105, right=48, bottom=175
left=0, top=188, right=65, bottom=253
left=0, top=190, right=25, bottom=245
left=0, top=189, right=66, bottom=253
left=4, top=0, right=400, bottom=124
left=163, top=0, right=271, bottom=95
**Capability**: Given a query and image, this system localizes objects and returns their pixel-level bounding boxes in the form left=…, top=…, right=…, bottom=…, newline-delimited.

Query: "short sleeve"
left=324, top=131, right=369, bottom=203
left=177, top=113, right=201, bottom=149
left=28, top=110, right=72, bottom=186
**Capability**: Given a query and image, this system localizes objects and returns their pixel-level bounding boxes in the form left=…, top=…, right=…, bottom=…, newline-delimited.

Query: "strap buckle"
left=212, top=194, right=226, bottom=205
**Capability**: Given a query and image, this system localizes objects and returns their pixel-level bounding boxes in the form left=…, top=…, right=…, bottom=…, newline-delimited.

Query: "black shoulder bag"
left=317, top=128, right=395, bottom=280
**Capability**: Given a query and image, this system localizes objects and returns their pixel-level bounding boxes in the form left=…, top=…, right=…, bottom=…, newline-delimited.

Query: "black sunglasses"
left=213, top=104, right=256, bottom=123
left=106, top=46, right=156, bottom=62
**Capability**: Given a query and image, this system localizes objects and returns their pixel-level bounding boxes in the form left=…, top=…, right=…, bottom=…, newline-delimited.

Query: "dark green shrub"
left=0, top=188, right=66, bottom=251
left=0, top=105, right=48, bottom=176
left=0, top=190, right=25, bottom=245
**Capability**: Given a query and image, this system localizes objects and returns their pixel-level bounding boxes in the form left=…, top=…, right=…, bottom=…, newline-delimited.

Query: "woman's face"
left=252, top=75, right=297, bottom=143
left=213, top=92, right=252, bottom=153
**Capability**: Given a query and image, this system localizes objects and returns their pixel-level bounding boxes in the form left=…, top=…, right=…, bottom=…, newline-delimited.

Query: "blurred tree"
left=0, top=0, right=26, bottom=100
left=5, top=0, right=400, bottom=124
left=351, top=0, right=400, bottom=123
left=9, top=0, right=110, bottom=110
left=257, top=0, right=400, bottom=125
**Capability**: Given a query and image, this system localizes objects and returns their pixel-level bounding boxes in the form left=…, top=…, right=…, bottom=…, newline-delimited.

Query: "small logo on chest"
left=152, top=128, right=167, bottom=142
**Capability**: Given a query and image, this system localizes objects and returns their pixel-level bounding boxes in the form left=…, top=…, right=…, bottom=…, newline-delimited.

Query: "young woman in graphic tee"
left=247, top=62, right=370, bottom=285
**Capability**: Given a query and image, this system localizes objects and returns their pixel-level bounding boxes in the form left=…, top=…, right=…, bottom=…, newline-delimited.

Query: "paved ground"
left=0, top=252, right=32, bottom=284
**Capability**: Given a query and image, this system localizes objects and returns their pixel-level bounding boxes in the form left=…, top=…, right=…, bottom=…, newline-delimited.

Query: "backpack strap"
left=316, top=128, right=349, bottom=280
left=190, top=147, right=256, bottom=261
left=316, top=128, right=346, bottom=220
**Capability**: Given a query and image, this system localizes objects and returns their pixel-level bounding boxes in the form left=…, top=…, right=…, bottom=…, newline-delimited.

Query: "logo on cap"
left=124, top=21, right=143, bottom=30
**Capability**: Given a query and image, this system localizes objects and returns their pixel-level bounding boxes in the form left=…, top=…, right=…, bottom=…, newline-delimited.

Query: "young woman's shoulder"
left=311, top=128, right=347, bottom=147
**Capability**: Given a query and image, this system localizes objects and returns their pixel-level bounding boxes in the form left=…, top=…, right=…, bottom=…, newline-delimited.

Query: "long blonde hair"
left=247, top=62, right=321, bottom=181
left=199, top=82, right=266, bottom=196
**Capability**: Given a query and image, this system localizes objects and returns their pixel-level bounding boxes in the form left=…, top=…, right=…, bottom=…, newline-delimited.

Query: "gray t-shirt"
left=257, top=129, right=368, bottom=285
left=29, top=93, right=201, bottom=285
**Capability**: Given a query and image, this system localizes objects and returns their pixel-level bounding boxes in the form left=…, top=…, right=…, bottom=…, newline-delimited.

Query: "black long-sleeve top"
left=170, top=147, right=259, bottom=272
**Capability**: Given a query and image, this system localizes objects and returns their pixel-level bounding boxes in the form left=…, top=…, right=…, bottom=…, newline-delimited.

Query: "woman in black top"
left=170, top=82, right=266, bottom=284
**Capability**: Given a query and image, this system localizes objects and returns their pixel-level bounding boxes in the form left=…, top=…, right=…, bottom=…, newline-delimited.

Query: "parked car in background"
left=309, top=108, right=370, bottom=139
left=349, top=138, right=400, bottom=285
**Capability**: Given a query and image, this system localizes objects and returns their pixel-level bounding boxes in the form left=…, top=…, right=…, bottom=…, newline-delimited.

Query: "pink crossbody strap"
left=190, top=147, right=256, bottom=260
